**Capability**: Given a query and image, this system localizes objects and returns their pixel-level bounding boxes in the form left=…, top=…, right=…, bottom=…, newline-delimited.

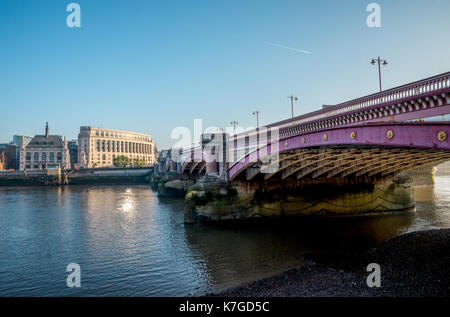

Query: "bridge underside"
left=229, top=123, right=450, bottom=182
left=181, top=160, right=206, bottom=178
left=235, top=146, right=450, bottom=182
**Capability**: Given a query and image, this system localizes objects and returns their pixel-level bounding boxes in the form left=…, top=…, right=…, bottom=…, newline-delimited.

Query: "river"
left=0, top=170, right=449, bottom=296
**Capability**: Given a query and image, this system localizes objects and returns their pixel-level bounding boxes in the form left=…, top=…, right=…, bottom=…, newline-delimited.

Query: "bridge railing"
left=330, top=72, right=450, bottom=116
left=226, top=71, right=450, bottom=146
left=272, top=71, right=450, bottom=131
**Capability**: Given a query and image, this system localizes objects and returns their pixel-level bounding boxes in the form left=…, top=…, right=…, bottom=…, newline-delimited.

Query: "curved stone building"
left=77, top=126, right=156, bottom=168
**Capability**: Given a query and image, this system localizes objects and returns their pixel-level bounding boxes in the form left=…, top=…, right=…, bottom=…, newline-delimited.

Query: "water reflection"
left=117, top=188, right=137, bottom=219
left=0, top=170, right=449, bottom=296
left=414, top=185, right=436, bottom=202
left=411, top=175, right=450, bottom=231
left=181, top=211, right=417, bottom=293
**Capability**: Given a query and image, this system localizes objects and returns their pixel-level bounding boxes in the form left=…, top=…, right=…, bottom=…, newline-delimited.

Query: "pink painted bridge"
left=179, top=71, right=450, bottom=182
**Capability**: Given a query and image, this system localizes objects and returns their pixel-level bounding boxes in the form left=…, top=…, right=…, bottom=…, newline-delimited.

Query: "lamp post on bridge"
left=371, top=56, right=388, bottom=92
left=253, top=111, right=260, bottom=129
left=287, top=95, right=298, bottom=118
left=230, top=121, right=239, bottom=135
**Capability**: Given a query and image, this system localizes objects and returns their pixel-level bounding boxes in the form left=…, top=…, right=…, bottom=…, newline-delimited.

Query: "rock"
left=158, top=179, right=195, bottom=197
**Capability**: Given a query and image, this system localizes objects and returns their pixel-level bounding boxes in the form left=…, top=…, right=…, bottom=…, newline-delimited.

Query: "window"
left=96, top=140, right=100, bottom=152
left=42, top=152, right=47, bottom=161
left=49, top=152, right=54, bottom=162
left=34, top=152, right=39, bottom=161
left=57, top=152, right=62, bottom=162
left=26, top=152, right=31, bottom=161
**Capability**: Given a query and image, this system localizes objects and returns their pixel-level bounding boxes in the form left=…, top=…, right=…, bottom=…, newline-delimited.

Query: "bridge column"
left=201, top=132, right=229, bottom=181
left=205, top=158, right=218, bottom=175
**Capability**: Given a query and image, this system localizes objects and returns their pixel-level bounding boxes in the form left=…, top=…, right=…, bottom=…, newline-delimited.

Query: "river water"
left=0, top=170, right=449, bottom=296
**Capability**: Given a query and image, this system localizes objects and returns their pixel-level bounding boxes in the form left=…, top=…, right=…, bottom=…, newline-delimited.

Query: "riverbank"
left=210, top=228, right=450, bottom=297
left=0, top=167, right=153, bottom=186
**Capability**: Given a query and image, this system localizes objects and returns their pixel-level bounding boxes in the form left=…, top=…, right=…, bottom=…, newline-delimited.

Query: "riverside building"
left=77, top=126, right=156, bottom=168
left=20, top=123, right=71, bottom=171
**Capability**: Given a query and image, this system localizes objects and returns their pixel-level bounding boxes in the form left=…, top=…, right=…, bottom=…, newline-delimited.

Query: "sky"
left=1, top=0, right=450, bottom=149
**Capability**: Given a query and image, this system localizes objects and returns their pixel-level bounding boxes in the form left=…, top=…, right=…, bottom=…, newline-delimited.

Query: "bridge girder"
left=355, top=151, right=439, bottom=177
left=181, top=158, right=206, bottom=177
left=228, top=122, right=450, bottom=181
left=189, top=161, right=202, bottom=175
left=310, top=150, right=379, bottom=178
left=281, top=152, right=345, bottom=180
left=262, top=149, right=325, bottom=180
left=324, top=151, right=393, bottom=178
left=379, top=157, right=450, bottom=177
left=368, top=153, right=450, bottom=177
left=235, top=147, right=450, bottom=181
left=296, top=150, right=373, bottom=179
left=337, top=150, right=417, bottom=178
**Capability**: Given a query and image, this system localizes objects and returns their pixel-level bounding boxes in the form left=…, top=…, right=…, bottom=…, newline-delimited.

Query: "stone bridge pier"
left=185, top=175, right=416, bottom=222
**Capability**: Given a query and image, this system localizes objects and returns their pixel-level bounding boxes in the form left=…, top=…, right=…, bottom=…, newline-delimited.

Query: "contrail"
left=265, top=42, right=311, bottom=54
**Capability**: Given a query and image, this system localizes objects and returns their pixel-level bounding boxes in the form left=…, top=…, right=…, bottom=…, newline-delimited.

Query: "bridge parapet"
left=277, top=72, right=450, bottom=138
left=227, top=72, right=450, bottom=147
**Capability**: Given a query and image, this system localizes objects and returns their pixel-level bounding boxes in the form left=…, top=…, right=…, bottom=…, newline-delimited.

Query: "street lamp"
left=287, top=95, right=298, bottom=118
left=252, top=111, right=260, bottom=129
left=371, top=56, right=388, bottom=92
left=230, top=121, right=239, bottom=135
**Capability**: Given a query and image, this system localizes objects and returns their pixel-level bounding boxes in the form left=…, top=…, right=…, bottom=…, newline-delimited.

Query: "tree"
left=133, top=158, right=144, bottom=167
left=113, top=155, right=131, bottom=168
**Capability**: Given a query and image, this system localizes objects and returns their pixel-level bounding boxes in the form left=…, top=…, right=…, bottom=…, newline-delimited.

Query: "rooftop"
left=26, top=135, right=65, bottom=149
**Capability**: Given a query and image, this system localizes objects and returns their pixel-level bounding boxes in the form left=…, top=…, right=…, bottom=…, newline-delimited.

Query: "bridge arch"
left=180, top=154, right=206, bottom=178
left=229, top=123, right=450, bottom=181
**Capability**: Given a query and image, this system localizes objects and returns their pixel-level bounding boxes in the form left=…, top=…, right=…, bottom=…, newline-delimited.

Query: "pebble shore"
left=210, top=229, right=450, bottom=297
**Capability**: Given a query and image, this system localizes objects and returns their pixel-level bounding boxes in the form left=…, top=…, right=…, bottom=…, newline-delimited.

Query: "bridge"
left=156, top=71, right=450, bottom=221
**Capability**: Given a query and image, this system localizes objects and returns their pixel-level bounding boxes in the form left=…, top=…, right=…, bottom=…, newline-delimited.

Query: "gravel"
left=209, top=229, right=450, bottom=297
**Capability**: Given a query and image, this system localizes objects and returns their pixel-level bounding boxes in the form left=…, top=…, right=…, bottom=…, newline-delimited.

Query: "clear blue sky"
left=1, top=0, right=450, bottom=148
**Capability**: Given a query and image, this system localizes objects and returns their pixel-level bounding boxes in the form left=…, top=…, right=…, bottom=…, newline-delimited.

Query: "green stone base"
left=186, top=175, right=415, bottom=221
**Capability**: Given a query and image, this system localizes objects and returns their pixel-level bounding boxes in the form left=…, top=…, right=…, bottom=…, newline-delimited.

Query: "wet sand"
left=210, top=229, right=450, bottom=297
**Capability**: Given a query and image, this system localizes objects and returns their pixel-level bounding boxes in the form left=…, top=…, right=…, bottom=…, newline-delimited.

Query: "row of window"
left=94, top=130, right=151, bottom=142
left=25, top=152, right=62, bottom=162
left=25, top=163, right=59, bottom=170
left=94, top=154, right=154, bottom=161
left=95, top=140, right=153, bottom=154
left=88, top=154, right=155, bottom=167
